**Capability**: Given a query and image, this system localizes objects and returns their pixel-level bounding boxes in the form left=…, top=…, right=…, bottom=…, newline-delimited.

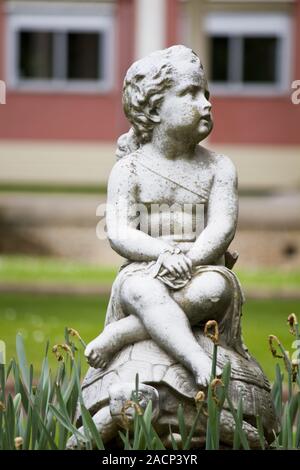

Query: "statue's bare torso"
left=109, top=144, right=235, bottom=258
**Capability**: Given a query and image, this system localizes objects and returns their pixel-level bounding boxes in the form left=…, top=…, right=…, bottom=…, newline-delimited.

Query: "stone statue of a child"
left=85, top=45, right=246, bottom=387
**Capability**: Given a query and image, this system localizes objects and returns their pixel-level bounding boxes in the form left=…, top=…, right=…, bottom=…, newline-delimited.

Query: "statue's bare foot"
left=85, top=327, right=117, bottom=369
left=66, top=433, right=87, bottom=450
left=193, top=353, right=222, bottom=388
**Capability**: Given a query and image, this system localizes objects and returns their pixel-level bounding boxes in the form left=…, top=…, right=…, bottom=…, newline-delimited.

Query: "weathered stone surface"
left=68, top=45, right=277, bottom=450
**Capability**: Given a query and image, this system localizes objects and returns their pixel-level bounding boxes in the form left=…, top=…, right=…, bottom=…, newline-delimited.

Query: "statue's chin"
left=197, top=121, right=213, bottom=143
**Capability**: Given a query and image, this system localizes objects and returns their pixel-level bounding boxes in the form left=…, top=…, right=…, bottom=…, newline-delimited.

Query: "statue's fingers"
left=173, top=263, right=185, bottom=277
left=178, top=259, right=192, bottom=278
left=178, top=254, right=192, bottom=274
left=174, top=259, right=190, bottom=278
left=183, top=255, right=193, bottom=273
left=164, top=264, right=178, bottom=277
left=159, top=268, right=169, bottom=276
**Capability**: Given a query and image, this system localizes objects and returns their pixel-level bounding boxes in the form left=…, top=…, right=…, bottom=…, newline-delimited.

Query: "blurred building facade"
left=0, top=0, right=300, bottom=269
left=0, top=0, right=299, bottom=190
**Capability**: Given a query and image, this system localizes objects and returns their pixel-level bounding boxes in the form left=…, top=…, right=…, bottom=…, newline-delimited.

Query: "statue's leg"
left=120, top=275, right=221, bottom=386
left=85, top=271, right=231, bottom=369
left=85, top=315, right=148, bottom=368
left=172, top=271, right=232, bottom=325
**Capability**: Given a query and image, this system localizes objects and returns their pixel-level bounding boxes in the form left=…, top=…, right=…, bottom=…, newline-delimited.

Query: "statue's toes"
left=66, top=435, right=79, bottom=450
left=91, top=361, right=103, bottom=369
left=84, top=346, right=93, bottom=360
left=195, top=369, right=211, bottom=388
left=84, top=342, right=92, bottom=353
left=94, top=358, right=107, bottom=369
left=86, top=351, right=98, bottom=367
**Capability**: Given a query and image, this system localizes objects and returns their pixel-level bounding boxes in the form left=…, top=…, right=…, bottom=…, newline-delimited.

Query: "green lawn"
left=0, top=293, right=107, bottom=378
left=237, top=269, right=300, bottom=291
left=1, top=255, right=300, bottom=291
left=0, top=256, right=117, bottom=285
left=0, top=182, right=107, bottom=194
left=0, top=292, right=299, bottom=382
left=242, top=299, right=300, bottom=380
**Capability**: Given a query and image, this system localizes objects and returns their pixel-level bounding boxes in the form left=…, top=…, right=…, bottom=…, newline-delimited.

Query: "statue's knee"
left=205, top=273, right=231, bottom=308
left=205, top=273, right=229, bottom=302
left=120, top=276, right=164, bottom=310
left=190, top=272, right=231, bottom=307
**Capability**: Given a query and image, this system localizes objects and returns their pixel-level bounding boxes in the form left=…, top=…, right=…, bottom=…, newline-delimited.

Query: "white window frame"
left=205, top=12, right=293, bottom=96
left=5, top=2, right=116, bottom=93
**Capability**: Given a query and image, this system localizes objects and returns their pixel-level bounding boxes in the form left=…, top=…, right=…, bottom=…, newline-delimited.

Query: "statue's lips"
left=200, top=115, right=212, bottom=123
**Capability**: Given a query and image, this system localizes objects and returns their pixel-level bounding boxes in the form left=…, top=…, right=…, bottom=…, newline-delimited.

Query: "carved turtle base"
left=68, top=327, right=278, bottom=449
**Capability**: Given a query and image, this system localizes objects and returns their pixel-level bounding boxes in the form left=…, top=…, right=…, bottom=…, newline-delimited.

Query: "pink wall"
left=0, top=0, right=135, bottom=142
left=115, top=0, right=136, bottom=137
left=0, top=93, right=118, bottom=141
left=1, top=0, right=299, bottom=145
left=166, top=0, right=179, bottom=47
left=210, top=96, right=300, bottom=145
left=210, top=0, right=300, bottom=146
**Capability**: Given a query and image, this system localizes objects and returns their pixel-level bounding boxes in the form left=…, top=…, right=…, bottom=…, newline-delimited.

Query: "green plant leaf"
left=256, top=415, right=266, bottom=450
left=49, top=404, right=85, bottom=441
left=16, top=334, right=30, bottom=392
left=177, top=404, right=187, bottom=447
left=79, top=402, right=105, bottom=450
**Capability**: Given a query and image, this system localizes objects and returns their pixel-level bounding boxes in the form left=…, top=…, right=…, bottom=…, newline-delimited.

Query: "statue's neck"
left=142, top=137, right=197, bottom=162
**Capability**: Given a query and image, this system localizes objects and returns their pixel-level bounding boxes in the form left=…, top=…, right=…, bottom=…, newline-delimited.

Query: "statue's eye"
left=189, top=87, right=198, bottom=97
left=179, top=86, right=197, bottom=97
left=205, top=90, right=210, bottom=101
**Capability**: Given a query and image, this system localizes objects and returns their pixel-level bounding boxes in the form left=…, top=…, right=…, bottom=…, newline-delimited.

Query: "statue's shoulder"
left=200, top=147, right=237, bottom=181
left=109, top=152, right=139, bottom=179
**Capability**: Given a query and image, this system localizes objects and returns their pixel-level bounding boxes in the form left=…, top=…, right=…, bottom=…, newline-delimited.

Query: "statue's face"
left=158, top=61, right=213, bottom=143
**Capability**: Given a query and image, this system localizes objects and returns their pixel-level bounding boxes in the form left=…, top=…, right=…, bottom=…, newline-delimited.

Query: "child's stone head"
left=122, top=45, right=206, bottom=145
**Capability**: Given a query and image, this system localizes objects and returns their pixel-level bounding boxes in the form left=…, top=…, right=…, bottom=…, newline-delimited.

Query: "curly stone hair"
left=116, top=45, right=202, bottom=159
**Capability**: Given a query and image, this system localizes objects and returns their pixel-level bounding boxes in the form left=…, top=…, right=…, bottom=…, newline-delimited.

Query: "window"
left=67, top=32, right=102, bottom=80
left=211, top=37, right=229, bottom=82
left=6, top=3, right=115, bottom=92
left=211, top=35, right=278, bottom=84
left=243, top=37, right=277, bottom=83
left=205, top=13, right=292, bottom=94
left=18, top=30, right=104, bottom=82
left=19, top=31, right=53, bottom=79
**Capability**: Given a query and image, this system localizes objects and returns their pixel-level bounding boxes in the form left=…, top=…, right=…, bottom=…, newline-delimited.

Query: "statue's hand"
left=159, top=252, right=192, bottom=281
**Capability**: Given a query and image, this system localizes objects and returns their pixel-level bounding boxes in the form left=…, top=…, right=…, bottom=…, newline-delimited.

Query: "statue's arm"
left=106, top=158, right=173, bottom=261
left=187, top=155, right=238, bottom=266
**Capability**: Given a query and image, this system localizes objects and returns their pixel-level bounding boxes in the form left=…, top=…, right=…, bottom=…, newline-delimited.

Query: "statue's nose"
left=203, top=98, right=212, bottom=113
left=198, top=96, right=211, bottom=115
